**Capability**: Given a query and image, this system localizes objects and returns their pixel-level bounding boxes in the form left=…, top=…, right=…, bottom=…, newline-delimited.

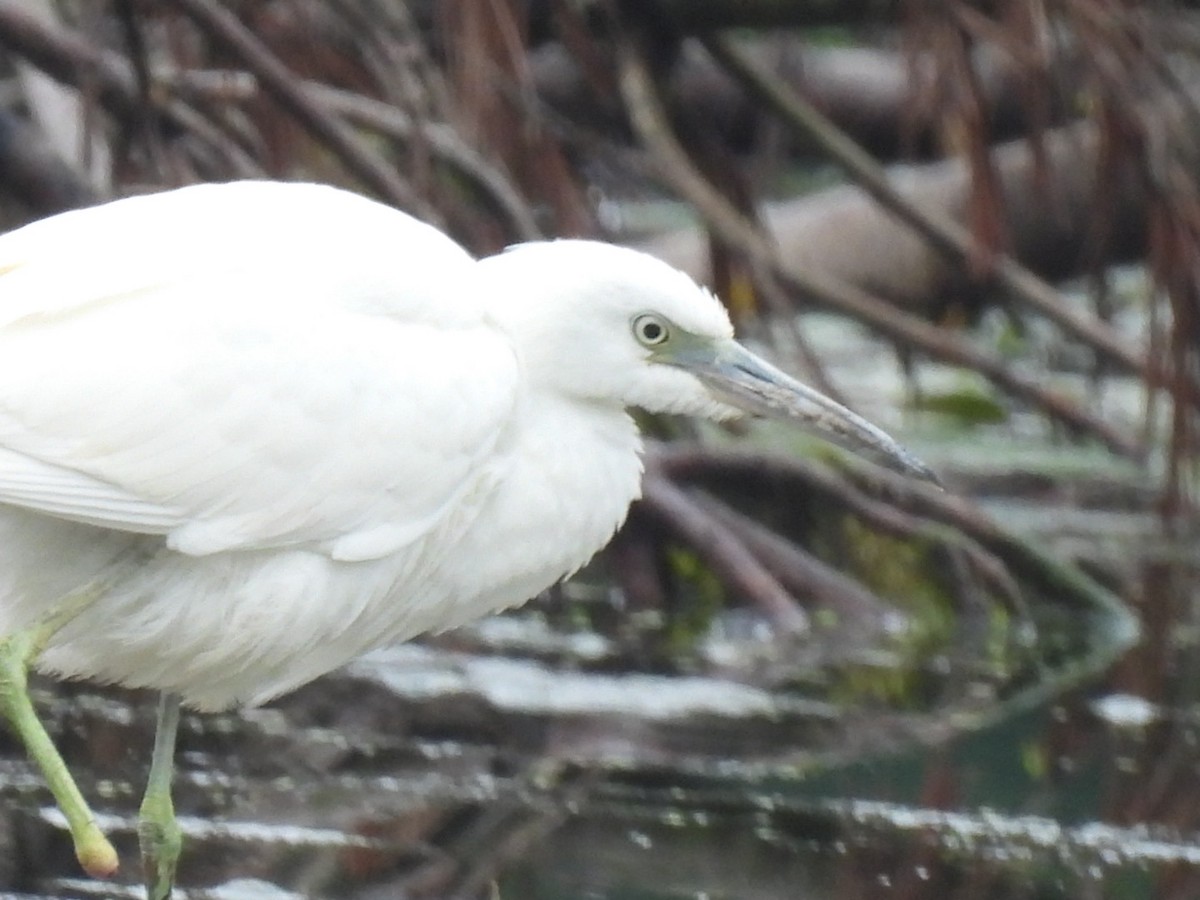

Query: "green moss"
left=660, top=545, right=726, bottom=660
left=819, top=516, right=958, bottom=708
left=830, top=660, right=924, bottom=707
left=984, top=604, right=1016, bottom=679
left=911, top=387, right=1009, bottom=427
left=1020, top=739, right=1049, bottom=780
left=838, top=516, right=952, bottom=627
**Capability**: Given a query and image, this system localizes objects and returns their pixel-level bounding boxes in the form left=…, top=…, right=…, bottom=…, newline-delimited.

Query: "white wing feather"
left=0, top=448, right=186, bottom=530
left=0, top=182, right=520, bottom=559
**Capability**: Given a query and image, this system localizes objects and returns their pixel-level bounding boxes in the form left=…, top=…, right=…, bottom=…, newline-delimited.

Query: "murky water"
left=3, top=452, right=1185, bottom=899
left=0, top=272, right=1192, bottom=900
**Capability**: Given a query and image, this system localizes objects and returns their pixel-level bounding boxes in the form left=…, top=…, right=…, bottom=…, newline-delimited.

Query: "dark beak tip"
left=922, top=469, right=946, bottom=490
left=911, top=460, right=944, bottom=489
left=888, top=452, right=943, bottom=489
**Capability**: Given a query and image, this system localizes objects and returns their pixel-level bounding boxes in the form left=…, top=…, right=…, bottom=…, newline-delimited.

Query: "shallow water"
left=0, top=387, right=1193, bottom=899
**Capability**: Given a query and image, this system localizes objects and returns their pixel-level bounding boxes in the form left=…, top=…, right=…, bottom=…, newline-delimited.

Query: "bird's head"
left=478, top=240, right=937, bottom=484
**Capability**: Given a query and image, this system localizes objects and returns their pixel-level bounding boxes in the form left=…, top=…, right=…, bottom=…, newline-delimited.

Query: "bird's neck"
left=510, top=392, right=644, bottom=563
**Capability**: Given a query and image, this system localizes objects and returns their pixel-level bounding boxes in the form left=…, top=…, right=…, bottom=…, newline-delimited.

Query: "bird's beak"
left=678, top=339, right=941, bottom=486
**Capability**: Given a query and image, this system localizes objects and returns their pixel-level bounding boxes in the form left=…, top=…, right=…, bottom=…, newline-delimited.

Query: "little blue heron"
left=0, top=181, right=935, bottom=897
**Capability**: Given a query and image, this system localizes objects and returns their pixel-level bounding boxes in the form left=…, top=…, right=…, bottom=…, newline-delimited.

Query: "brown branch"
left=646, top=0, right=898, bottom=31
left=615, top=29, right=1143, bottom=460
left=115, top=0, right=170, bottom=178
left=606, top=524, right=671, bottom=617
left=701, top=34, right=1149, bottom=383
left=650, top=444, right=1028, bottom=618
left=167, top=69, right=543, bottom=240
left=756, top=272, right=846, bottom=404
left=301, top=82, right=542, bottom=241
left=687, top=490, right=899, bottom=631
left=776, top=267, right=1143, bottom=459
left=169, top=0, right=439, bottom=222
left=0, top=4, right=263, bottom=181
left=431, top=766, right=597, bottom=900
left=0, top=5, right=138, bottom=120
left=639, top=472, right=811, bottom=635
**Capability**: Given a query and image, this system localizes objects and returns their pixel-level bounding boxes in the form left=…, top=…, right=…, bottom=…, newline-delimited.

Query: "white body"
left=0, top=182, right=735, bottom=710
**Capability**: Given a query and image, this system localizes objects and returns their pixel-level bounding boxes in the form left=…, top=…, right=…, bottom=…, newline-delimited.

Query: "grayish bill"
left=681, top=340, right=942, bottom=487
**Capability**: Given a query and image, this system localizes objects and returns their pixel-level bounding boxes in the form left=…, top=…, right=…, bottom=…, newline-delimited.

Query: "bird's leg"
left=0, top=576, right=132, bottom=877
left=0, top=627, right=118, bottom=877
left=139, top=692, right=183, bottom=900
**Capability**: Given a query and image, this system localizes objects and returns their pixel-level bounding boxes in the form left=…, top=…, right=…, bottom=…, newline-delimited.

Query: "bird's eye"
left=632, top=313, right=670, bottom=347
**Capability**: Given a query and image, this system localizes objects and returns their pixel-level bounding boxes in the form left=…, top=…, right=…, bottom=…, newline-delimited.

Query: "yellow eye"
left=632, top=313, right=670, bottom=347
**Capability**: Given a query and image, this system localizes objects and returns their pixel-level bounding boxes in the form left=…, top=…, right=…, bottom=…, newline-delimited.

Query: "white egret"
left=0, top=181, right=935, bottom=897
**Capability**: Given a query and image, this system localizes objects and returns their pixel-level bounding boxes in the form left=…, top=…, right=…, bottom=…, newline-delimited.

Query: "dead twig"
left=687, top=489, right=899, bottom=630
left=615, top=29, right=1143, bottom=460
left=169, top=0, right=439, bottom=222
left=701, top=34, right=1149, bottom=383
left=639, top=471, right=811, bottom=635
left=114, top=0, right=171, bottom=178
left=648, top=443, right=1028, bottom=620
left=0, top=4, right=263, bottom=180
left=301, top=82, right=541, bottom=241
left=606, top=524, right=671, bottom=618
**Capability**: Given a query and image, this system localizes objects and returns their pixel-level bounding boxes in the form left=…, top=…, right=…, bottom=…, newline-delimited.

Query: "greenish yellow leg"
left=139, top=692, right=182, bottom=900
left=0, top=629, right=118, bottom=877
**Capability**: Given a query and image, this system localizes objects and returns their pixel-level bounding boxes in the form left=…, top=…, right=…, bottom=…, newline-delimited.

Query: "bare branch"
left=615, top=28, right=1144, bottom=459
left=701, top=34, right=1149, bottom=382
left=0, top=4, right=264, bottom=182
left=302, top=82, right=542, bottom=241
left=650, top=444, right=1028, bottom=619
left=169, top=0, right=439, bottom=222
left=687, top=490, right=899, bottom=630
left=639, top=472, right=811, bottom=635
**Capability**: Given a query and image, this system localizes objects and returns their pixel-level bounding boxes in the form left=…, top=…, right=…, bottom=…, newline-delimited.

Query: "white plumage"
left=0, top=181, right=746, bottom=709
left=0, top=181, right=936, bottom=891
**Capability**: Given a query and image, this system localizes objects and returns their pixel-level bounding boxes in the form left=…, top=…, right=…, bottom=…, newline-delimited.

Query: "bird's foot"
left=139, top=787, right=182, bottom=900
left=76, top=828, right=121, bottom=879
left=0, top=632, right=118, bottom=877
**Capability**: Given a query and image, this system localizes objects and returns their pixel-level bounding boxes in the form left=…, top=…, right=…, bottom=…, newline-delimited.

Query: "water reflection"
left=1, top=497, right=1194, bottom=899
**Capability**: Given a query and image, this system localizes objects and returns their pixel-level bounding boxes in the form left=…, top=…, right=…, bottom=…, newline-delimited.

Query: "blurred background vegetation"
left=0, top=1, right=1196, bottom=898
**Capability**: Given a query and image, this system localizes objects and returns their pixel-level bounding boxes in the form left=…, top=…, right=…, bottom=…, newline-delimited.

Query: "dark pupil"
left=642, top=321, right=663, bottom=342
